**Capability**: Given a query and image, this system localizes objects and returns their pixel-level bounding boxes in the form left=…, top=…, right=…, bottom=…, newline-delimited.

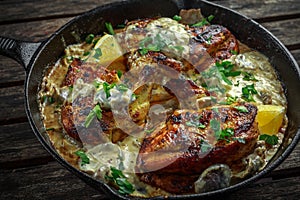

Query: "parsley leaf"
left=105, top=167, right=135, bottom=195
left=243, top=71, right=258, bottom=81
left=259, top=134, right=279, bottom=145
left=242, top=84, right=258, bottom=102
left=200, top=139, right=212, bottom=153
left=173, top=15, right=182, bottom=21
left=85, top=34, right=94, bottom=44
left=105, top=22, right=115, bottom=35
left=234, top=105, right=249, bottom=113
left=84, top=104, right=102, bottom=128
left=192, top=15, right=214, bottom=27
left=75, top=150, right=90, bottom=165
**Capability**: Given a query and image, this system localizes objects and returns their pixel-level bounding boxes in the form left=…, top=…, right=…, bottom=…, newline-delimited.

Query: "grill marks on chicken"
left=136, top=103, right=259, bottom=193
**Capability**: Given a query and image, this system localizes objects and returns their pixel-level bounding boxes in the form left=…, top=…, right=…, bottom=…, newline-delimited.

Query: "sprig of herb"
left=200, top=139, right=212, bottom=153
left=259, top=134, right=279, bottom=145
left=242, top=84, right=258, bottom=102
left=173, top=15, right=182, bottom=21
left=234, top=105, right=249, bottom=113
left=75, top=150, right=90, bottom=165
left=85, top=34, right=95, bottom=44
left=192, top=15, right=214, bottom=27
left=103, top=82, right=116, bottom=98
left=93, top=48, right=102, bottom=58
left=84, top=104, right=102, bottom=128
left=185, top=121, right=206, bottom=129
left=215, top=61, right=241, bottom=85
left=105, top=22, right=115, bottom=35
left=242, top=71, right=258, bottom=81
left=105, top=167, right=135, bottom=195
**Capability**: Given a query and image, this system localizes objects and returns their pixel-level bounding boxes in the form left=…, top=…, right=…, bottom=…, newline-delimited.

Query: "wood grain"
left=0, top=0, right=299, bottom=199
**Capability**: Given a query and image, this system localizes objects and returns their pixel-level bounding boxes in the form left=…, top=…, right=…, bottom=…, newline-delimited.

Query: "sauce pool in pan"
left=38, top=9, right=288, bottom=197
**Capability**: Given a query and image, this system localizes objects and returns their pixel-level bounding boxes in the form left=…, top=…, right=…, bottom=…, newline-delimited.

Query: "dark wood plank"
left=0, top=0, right=120, bottom=24
left=0, top=162, right=106, bottom=200
left=0, top=122, right=51, bottom=167
left=262, top=18, right=300, bottom=47
left=1, top=0, right=300, bottom=23
left=0, top=161, right=299, bottom=200
left=0, top=86, right=26, bottom=122
left=213, top=0, right=300, bottom=20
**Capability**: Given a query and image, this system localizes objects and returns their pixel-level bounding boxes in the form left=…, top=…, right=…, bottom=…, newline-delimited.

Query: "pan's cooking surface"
left=0, top=0, right=297, bottom=199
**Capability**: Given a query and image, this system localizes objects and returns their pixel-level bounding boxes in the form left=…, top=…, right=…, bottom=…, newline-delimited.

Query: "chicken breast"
left=136, top=103, right=259, bottom=193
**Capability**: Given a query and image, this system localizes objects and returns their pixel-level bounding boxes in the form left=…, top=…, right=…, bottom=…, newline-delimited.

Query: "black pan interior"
left=25, top=0, right=300, bottom=199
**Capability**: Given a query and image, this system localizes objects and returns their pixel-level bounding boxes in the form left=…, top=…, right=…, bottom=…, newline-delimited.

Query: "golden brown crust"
left=136, top=103, right=259, bottom=193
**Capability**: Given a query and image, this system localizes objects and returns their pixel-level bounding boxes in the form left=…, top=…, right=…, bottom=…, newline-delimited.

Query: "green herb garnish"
left=230, top=50, right=238, bottom=55
left=75, top=150, right=90, bottom=165
left=84, top=104, right=102, bottom=128
left=103, top=82, right=116, bottom=98
left=173, top=15, right=182, bottom=21
left=85, top=34, right=95, bottom=44
left=215, top=61, right=241, bottom=85
left=185, top=121, right=206, bottom=129
left=200, top=139, right=212, bottom=153
left=93, top=48, right=102, bottom=58
left=259, top=134, right=279, bottom=145
left=105, top=22, right=115, bottom=35
left=242, top=84, right=258, bottom=102
left=242, top=71, right=258, bottom=81
left=234, top=105, right=248, bottom=113
left=105, top=167, right=135, bottom=195
left=117, top=70, right=123, bottom=78
left=216, top=128, right=235, bottom=143
left=192, top=15, right=214, bottom=27
left=46, top=127, right=54, bottom=131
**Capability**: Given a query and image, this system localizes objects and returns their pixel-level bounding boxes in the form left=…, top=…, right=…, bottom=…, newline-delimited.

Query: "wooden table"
left=0, top=0, right=299, bottom=199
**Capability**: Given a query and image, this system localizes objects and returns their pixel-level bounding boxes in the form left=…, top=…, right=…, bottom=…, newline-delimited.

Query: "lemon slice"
left=87, top=34, right=123, bottom=65
left=256, top=105, right=285, bottom=135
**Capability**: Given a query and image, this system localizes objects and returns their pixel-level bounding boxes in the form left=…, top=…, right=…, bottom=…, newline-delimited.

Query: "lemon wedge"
left=87, top=34, right=123, bottom=65
left=256, top=105, right=285, bottom=135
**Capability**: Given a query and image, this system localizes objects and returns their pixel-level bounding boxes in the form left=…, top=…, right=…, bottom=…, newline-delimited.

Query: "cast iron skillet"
left=0, top=0, right=299, bottom=199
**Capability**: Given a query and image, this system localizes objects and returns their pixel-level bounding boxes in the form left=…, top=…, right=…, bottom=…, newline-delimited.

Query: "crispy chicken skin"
left=136, top=103, right=259, bottom=193
left=62, top=58, right=119, bottom=87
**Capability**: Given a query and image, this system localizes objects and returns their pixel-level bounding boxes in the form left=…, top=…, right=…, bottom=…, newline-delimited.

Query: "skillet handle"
left=0, top=36, right=41, bottom=72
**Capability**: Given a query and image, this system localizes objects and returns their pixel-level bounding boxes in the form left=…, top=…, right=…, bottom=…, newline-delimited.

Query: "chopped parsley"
left=105, top=22, right=115, bottom=35
left=117, top=70, right=123, bottom=78
left=243, top=71, right=258, bottom=81
left=242, top=84, right=258, bottom=102
left=219, top=96, right=238, bottom=105
left=234, top=105, right=249, bottom=113
left=42, top=95, right=55, bottom=104
left=105, top=167, right=135, bottom=195
left=192, top=15, right=214, bottom=27
left=75, top=150, right=90, bottom=165
left=84, top=104, right=102, bottom=128
left=216, top=128, right=235, bottom=143
left=173, top=15, right=182, bottom=21
left=93, top=48, right=102, bottom=58
left=85, top=34, right=94, bottom=44
left=200, top=139, right=212, bottom=153
left=230, top=50, right=238, bottom=55
left=46, top=127, right=54, bottom=131
left=185, top=121, right=206, bottom=129
left=215, top=61, right=241, bottom=85
left=103, top=82, right=116, bottom=98
left=259, top=134, right=279, bottom=145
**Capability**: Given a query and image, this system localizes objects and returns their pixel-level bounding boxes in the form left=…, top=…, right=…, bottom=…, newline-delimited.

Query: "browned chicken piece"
left=189, top=24, right=239, bottom=62
left=136, top=103, right=259, bottom=193
left=61, top=96, right=113, bottom=145
left=60, top=60, right=125, bottom=145
left=62, top=58, right=119, bottom=87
